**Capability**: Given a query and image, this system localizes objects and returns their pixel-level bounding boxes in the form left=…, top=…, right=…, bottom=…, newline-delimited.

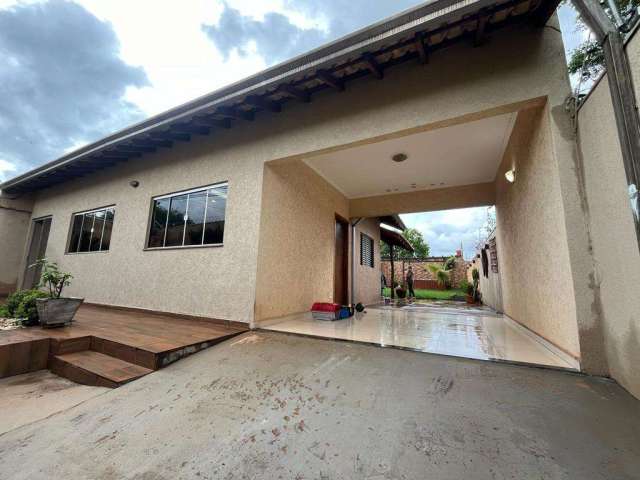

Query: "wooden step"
left=50, top=336, right=91, bottom=356
left=50, top=351, right=153, bottom=388
left=90, top=337, right=157, bottom=370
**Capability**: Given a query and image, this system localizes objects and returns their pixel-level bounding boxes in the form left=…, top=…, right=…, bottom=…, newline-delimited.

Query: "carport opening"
left=256, top=103, right=580, bottom=371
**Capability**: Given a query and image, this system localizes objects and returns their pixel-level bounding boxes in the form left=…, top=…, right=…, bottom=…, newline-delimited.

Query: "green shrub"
left=459, top=279, right=473, bottom=295
left=2, top=289, right=49, bottom=326
left=0, top=304, right=9, bottom=318
left=5, top=290, right=29, bottom=316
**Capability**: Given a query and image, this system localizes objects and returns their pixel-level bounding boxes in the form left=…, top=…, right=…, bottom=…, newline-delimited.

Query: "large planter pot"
left=36, top=297, right=84, bottom=328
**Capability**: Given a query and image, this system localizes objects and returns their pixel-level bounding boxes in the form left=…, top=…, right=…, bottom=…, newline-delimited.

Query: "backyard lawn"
left=382, top=287, right=466, bottom=300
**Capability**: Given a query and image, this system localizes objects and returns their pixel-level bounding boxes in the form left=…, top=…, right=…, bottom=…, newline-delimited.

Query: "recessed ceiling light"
left=392, top=153, right=408, bottom=163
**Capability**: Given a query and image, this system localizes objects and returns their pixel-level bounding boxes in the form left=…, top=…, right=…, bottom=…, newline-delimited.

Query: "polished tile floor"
left=260, top=303, right=580, bottom=370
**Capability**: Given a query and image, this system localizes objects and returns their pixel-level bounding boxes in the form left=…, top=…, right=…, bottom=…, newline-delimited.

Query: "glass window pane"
left=68, top=215, right=83, bottom=252
left=165, top=194, right=188, bottom=247
left=148, top=198, right=170, bottom=248
left=184, top=191, right=207, bottom=246
left=101, top=209, right=114, bottom=251
left=203, top=185, right=227, bottom=245
left=90, top=210, right=105, bottom=251
left=78, top=213, right=94, bottom=252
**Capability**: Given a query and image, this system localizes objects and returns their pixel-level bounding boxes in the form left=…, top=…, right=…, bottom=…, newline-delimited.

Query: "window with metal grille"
left=360, top=233, right=374, bottom=268
left=67, top=206, right=115, bottom=254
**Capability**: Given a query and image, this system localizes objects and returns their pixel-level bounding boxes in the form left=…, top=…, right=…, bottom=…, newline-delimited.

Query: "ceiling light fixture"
left=505, top=169, right=516, bottom=183
left=392, top=153, right=408, bottom=163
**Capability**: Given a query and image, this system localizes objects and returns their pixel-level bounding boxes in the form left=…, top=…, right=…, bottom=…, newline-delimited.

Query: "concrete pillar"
left=548, top=101, right=610, bottom=376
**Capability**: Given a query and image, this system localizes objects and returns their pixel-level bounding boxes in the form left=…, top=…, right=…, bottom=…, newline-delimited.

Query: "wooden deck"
left=0, top=304, right=248, bottom=387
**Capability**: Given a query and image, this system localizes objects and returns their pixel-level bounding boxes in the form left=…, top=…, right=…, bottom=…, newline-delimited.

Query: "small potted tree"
left=32, top=259, right=83, bottom=327
left=460, top=280, right=474, bottom=304
left=395, top=282, right=407, bottom=306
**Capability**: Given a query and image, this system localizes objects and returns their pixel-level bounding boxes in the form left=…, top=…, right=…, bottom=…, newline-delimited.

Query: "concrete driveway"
left=1, top=331, right=639, bottom=480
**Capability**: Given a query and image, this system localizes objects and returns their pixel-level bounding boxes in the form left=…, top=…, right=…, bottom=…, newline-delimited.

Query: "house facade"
left=2, top=0, right=640, bottom=400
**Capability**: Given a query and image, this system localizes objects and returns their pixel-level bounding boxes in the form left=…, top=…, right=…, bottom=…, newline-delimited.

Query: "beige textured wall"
left=25, top=133, right=264, bottom=323
left=20, top=21, right=573, bottom=326
left=495, top=106, right=580, bottom=357
left=575, top=29, right=640, bottom=398
left=354, top=218, right=381, bottom=306
left=255, top=161, right=349, bottom=321
left=0, top=195, right=34, bottom=294
left=476, top=243, right=504, bottom=313
left=350, top=182, right=495, bottom=217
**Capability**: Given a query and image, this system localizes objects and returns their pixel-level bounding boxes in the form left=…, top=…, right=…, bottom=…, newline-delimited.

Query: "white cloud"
left=401, top=207, right=493, bottom=259
left=0, top=158, right=17, bottom=181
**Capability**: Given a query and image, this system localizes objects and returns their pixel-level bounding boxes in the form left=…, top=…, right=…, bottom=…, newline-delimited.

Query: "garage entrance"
left=255, top=101, right=582, bottom=371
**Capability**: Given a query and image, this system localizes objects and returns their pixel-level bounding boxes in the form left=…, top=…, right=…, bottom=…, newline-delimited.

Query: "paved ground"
left=1, top=331, right=639, bottom=480
left=261, top=305, right=579, bottom=369
left=0, top=370, right=108, bottom=435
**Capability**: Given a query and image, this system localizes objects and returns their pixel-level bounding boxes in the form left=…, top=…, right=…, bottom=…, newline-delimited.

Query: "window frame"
left=65, top=205, right=115, bottom=255
left=360, top=232, right=375, bottom=268
left=144, top=181, right=228, bottom=251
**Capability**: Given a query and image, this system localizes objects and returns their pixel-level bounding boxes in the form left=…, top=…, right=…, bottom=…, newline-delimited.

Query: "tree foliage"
left=32, top=258, right=73, bottom=298
left=568, top=40, right=606, bottom=80
left=566, top=0, right=639, bottom=81
left=380, top=227, right=430, bottom=259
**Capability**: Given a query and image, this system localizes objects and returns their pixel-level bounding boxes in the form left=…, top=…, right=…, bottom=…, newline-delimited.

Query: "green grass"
left=382, top=287, right=466, bottom=301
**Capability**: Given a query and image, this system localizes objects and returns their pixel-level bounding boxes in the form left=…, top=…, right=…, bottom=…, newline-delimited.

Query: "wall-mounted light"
left=392, top=153, right=408, bottom=163
left=505, top=169, right=516, bottom=183
left=129, top=180, right=140, bottom=188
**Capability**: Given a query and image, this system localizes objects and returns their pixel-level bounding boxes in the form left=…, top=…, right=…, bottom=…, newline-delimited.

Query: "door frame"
left=22, top=215, right=52, bottom=290
left=334, top=213, right=350, bottom=306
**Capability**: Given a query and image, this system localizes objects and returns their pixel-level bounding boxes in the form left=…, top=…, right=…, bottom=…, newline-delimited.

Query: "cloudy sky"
left=0, top=0, right=587, bottom=255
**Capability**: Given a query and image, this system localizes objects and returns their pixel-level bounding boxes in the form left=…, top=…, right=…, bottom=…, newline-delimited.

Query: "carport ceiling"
left=304, top=112, right=516, bottom=199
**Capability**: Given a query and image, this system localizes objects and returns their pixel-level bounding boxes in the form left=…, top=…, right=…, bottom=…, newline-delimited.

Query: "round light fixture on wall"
left=505, top=169, right=516, bottom=183
left=392, top=153, right=408, bottom=163
left=129, top=180, right=140, bottom=188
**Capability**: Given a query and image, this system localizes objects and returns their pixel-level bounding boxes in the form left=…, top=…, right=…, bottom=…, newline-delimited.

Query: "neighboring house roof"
left=0, top=0, right=559, bottom=195
left=380, top=226, right=415, bottom=252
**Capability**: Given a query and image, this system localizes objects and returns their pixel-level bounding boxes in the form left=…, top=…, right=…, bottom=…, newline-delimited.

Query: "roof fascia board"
left=1, top=0, right=507, bottom=191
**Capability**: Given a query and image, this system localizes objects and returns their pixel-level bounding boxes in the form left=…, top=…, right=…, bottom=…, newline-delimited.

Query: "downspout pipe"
left=350, top=217, right=363, bottom=308
left=572, top=0, right=640, bottom=250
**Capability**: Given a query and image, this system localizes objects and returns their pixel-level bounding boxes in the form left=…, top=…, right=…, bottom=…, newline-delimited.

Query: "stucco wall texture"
left=254, top=161, right=349, bottom=321
left=0, top=195, right=33, bottom=294
left=11, top=23, right=574, bottom=328
left=495, top=106, right=580, bottom=358
left=469, top=250, right=504, bottom=313
left=575, top=28, right=640, bottom=399
left=25, top=134, right=265, bottom=324
left=354, top=218, right=381, bottom=306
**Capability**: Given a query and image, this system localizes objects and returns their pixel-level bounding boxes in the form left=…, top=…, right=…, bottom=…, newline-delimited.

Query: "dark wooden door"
left=334, top=216, right=349, bottom=305
left=22, top=217, right=52, bottom=289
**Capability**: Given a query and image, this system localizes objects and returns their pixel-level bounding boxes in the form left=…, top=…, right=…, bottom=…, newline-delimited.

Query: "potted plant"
left=395, top=284, right=407, bottom=306
left=31, top=259, right=83, bottom=327
left=470, top=268, right=481, bottom=305
left=459, top=280, right=474, bottom=304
